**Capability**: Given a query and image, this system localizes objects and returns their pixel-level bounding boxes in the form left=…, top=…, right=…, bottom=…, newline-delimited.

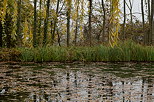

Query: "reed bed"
left=1, top=41, right=154, bottom=62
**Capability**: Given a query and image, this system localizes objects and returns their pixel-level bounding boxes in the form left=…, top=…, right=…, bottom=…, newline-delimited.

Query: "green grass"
left=1, top=41, right=154, bottom=62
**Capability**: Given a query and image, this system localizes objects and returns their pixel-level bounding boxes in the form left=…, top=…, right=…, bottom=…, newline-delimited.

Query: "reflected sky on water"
left=0, top=62, right=154, bottom=102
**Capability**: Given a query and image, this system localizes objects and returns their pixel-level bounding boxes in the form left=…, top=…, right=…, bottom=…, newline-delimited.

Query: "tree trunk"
left=148, top=0, right=151, bottom=44
left=66, top=0, right=71, bottom=47
left=16, top=0, right=22, bottom=47
left=151, top=0, right=154, bottom=44
left=88, top=0, right=92, bottom=46
left=57, top=29, right=61, bottom=46
left=102, top=0, right=106, bottom=42
left=127, top=0, right=133, bottom=38
left=0, top=21, right=2, bottom=47
left=148, top=0, right=151, bottom=24
left=43, top=0, right=50, bottom=46
left=33, top=0, right=37, bottom=47
left=141, top=0, right=146, bottom=44
left=52, top=0, right=60, bottom=45
left=130, top=9, right=133, bottom=38
left=74, top=0, right=79, bottom=45
left=123, top=0, right=126, bottom=40
left=38, top=0, right=42, bottom=45
left=5, top=14, right=12, bottom=48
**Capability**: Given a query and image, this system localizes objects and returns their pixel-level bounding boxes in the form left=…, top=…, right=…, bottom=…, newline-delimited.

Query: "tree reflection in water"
left=0, top=63, right=154, bottom=102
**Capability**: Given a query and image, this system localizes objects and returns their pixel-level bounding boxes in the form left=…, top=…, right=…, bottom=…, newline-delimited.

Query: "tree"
left=66, top=0, right=71, bottom=47
left=43, top=0, right=50, bottom=46
left=38, top=0, right=42, bottom=45
left=109, top=0, right=120, bottom=47
left=5, top=14, right=12, bottom=48
left=147, top=0, right=151, bottom=44
left=0, top=21, right=2, bottom=47
left=123, top=0, right=126, bottom=40
left=88, top=0, right=92, bottom=46
left=101, top=0, right=106, bottom=42
left=141, top=0, right=146, bottom=44
left=126, top=0, right=133, bottom=37
left=16, top=0, right=22, bottom=47
left=74, top=0, right=79, bottom=45
left=33, top=0, right=37, bottom=47
left=151, top=0, right=154, bottom=44
left=3, top=0, right=18, bottom=48
left=52, top=0, right=60, bottom=45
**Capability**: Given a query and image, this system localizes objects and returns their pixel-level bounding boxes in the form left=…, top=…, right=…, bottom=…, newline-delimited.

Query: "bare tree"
left=151, top=0, right=154, bottom=44
left=101, top=0, right=106, bottom=42
left=33, top=0, right=37, bottom=47
left=88, top=0, right=92, bottom=46
left=123, top=0, right=126, bottom=40
left=141, top=0, right=146, bottom=44
left=147, top=0, right=151, bottom=44
left=126, top=0, right=133, bottom=37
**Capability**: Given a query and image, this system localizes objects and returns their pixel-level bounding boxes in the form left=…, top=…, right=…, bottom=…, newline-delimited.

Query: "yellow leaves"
left=0, top=0, right=7, bottom=22
left=51, top=9, right=57, bottom=19
left=71, top=11, right=77, bottom=20
left=23, top=19, right=33, bottom=47
left=23, top=19, right=29, bottom=45
left=109, top=0, right=121, bottom=47
left=65, top=0, right=72, bottom=8
left=0, top=0, right=18, bottom=40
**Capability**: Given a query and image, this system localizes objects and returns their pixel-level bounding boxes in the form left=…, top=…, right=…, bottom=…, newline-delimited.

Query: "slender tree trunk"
left=0, top=21, right=2, bottom=47
left=33, top=0, right=37, bottom=47
left=43, top=0, right=50, bottom=46
left=123, top=0, right=126, bottom=40
left=129, top=0, right=133, bottom=27
left=88, top=0, right=92, bottom=46
left=130, top=11, right=133, bottom=37
left=38, top=0, right=42, bottom=45
left=74, top=0, right=79, bottom=45
left=5, top=14, right=11, bottom=48
left=148, top=0, right=151, bottom=24
left=148, top=0, right=151, bottom=44
left=52, top=0, right=60, bottom=45
left=151, top=0, right=154, bottom=44
left=66, top=0, right=71, bottom=47
left=141, top=0, right=146, bottom=44
left=102, top=0, right=106, bottom=42
left=51, top=21, right=53, bottom=41
left=17, top=0, right=22, bottom=47
left=57, top=29, right=61, bottom=46
left=127, top=0, right=133, bottom=38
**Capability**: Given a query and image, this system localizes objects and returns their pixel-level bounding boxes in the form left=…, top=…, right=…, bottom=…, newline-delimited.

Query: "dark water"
left=0, top=62, right=154, bottom=102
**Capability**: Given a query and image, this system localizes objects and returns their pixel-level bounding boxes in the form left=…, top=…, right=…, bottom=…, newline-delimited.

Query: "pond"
left=0, top=62, right=154, bottom=102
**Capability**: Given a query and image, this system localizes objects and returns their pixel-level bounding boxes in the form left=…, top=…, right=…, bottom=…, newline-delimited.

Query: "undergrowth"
left=1, top=41, right=154, bottom=62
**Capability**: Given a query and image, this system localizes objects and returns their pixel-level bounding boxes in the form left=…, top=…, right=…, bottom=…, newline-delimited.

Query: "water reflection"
left=0, top=63, right=154, bottom=102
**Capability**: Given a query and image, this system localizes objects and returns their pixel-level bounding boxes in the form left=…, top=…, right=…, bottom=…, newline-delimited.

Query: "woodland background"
left=0, top=0, right=154, bottom=48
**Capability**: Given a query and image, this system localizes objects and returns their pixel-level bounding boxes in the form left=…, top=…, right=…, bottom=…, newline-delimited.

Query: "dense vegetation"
left=0, top=0, right=154, bottom=62
left=1, top=41, right=154, bottom=62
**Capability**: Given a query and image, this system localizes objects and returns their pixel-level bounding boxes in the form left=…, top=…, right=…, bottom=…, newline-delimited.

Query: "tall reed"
left=1, top=41, right=154, bottom=62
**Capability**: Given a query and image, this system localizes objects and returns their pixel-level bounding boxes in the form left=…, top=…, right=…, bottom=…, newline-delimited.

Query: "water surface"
left=0, top=62, right=154, bottom=102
